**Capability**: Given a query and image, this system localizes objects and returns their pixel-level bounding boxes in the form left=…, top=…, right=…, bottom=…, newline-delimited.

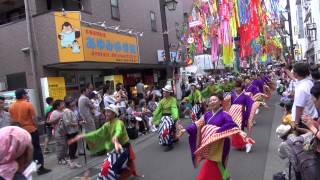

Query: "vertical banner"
left=54, top=12, right=85, bottom=62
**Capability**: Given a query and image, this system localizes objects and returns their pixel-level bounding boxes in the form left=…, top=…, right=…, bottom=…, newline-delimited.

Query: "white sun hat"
left=162, top=85, right=173, bottom=93
left=189, top=83, right=198, bottom=87
left=276, top=124, right=292, bottom=138
left=105, top=104, right=119, bottom=116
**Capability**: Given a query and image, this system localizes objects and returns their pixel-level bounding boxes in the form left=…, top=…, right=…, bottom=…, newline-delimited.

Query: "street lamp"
left=165, top=0, right=178, bottom=11
left=159, top=0, right=178, bottom=79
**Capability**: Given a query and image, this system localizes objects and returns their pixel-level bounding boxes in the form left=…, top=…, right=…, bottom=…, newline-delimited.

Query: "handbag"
left=272, top=172, right=286, bottom=180
left=126, top=126, right=138, bottom=139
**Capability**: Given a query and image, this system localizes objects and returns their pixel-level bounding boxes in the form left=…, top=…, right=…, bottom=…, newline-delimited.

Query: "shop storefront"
left=42, top=11, right=166, bottom=97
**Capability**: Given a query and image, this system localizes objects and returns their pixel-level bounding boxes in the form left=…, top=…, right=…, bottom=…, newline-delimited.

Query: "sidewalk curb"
left=263, top=95, right=286, bottom=180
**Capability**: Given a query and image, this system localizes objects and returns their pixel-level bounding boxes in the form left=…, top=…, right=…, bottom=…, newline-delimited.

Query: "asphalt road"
left=36, top=94, right=285, bottom=180
left=128, top=94, right=284, bottom=180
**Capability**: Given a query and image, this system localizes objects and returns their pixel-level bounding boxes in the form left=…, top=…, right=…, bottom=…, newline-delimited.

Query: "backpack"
left=125, top=114, right=138, bottom=140
left=286, top=136, right=320, bottom=180
left=273, top=172, right=286, bottom=180
left=45, top=110, right=53, bottom=128
left=277, top=85, right=284, bottom=95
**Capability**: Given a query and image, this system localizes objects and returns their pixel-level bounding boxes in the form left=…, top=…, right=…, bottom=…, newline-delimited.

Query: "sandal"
left=58, top=159, right=67, bottom=165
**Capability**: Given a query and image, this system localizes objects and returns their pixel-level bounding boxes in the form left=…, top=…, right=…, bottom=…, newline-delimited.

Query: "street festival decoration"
left=179, top=0, right=282, bottom=67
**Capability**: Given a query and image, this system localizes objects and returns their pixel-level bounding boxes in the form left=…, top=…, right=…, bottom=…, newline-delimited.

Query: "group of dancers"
left=68, top=70, right=275, bottom=180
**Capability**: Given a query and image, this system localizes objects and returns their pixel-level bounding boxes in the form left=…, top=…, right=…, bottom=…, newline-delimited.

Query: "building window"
left=111, top=0, right=120, bottom=20
left=47, top=0, right=82, bottom=11
left=183, top=12, right=188, bottom=23
left=6, top=72, right=27, bottom=91
left=0, top=7, right=26, bottom=25
left=150, top=11, right=157, bottom=32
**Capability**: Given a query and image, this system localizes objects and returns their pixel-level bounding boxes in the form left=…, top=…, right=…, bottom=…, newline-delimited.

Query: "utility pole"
left=287, top=0, right=295, bottom=63
left=159, top=0, right=173, bottom=79
left=24, top=0, right=45, bottom=118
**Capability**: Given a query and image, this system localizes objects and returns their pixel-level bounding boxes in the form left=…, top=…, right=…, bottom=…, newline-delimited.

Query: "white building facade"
left=289, top=0, right=320, bottom=63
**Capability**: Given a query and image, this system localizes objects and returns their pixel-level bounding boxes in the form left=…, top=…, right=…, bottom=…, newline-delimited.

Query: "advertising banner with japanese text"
left=82, top=27, right=139, bottom=63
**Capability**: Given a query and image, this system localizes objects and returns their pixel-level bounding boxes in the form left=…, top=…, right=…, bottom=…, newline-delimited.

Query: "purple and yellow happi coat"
left=245, top=83, right=269, bottom=102
left=185, top=109, right=240, bottom=178
left=245, top=84, right=260, bottom=96
left=229, top=91, right=261, bottom=130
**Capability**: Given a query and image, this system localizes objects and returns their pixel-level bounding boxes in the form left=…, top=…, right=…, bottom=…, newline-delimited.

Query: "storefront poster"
left=82, top=27, right=139, bottom=63
left=48, top=77, right=67, bottom=100
left=41, top=77, right=67, bottom=104
left=104, top=75, right=124, bottom=90
left=54, top=12, right=85, bottom=62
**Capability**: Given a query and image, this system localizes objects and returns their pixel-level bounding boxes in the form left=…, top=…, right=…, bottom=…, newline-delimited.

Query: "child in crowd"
left=147, top=94, right=159, bottom=112
left=280, top=100, right=293, bottom=127
left=89, top=91, right=104, bottom=128
left=126, top=100, right=138, bottom=129
left=147, top=95, right=159, bottom=132
left=44, top=97, right=54, bottom=154
left=140, top=99, right=157, bottom=132
left=133, top=99, right=148, bottom=134
left=48, top=100, right=67, bottom=165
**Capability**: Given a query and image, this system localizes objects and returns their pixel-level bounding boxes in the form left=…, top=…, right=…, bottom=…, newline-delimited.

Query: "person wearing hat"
left=222, top=78, right=235, bottom=93
left=276, top=124, right=293, bottom=140
left=182, top=83, right=204, bottom=122
left=153, top=84, right=179, bottom=151
left=0, top=126, right=34, bottom=180
left=201, top=79, right=217, bottom=99
left=9, top=88, right=51, bottom=175
left=68, top=104, right=138, bottom=179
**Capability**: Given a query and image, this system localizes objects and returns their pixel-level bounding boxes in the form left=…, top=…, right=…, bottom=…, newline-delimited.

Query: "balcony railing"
left=306, top=22, right=317, bottom=42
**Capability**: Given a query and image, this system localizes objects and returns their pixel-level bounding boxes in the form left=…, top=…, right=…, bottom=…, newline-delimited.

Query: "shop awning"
left=44, top=62, right=169, bottom=70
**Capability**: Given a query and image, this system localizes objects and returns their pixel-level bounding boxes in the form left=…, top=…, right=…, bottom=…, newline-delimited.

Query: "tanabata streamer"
left=181, top=0, right=281, bottom=67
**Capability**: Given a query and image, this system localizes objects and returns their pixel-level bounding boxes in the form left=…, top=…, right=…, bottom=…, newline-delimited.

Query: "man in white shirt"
left=78, top=88, right=96, bottom=132
left=136, top=79, right=145, bottom=98
left=104, top=88, right=116, bottom=108
left=291, top=63, right=318, bottom=126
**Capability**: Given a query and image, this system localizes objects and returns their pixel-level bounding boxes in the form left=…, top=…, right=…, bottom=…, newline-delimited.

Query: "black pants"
left=66, top=132, right=78, bottom=159
left=31, top=130, right=44, bottom=166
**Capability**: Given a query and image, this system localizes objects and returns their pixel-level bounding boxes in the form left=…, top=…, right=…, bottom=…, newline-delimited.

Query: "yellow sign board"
left=54, top=12, right=85, bottom=62
left=104, top=75, right=124, bottom=90
left=54, top=12, right=139, bottom=64
left=82, top=27, right=139, bottom=63
left=47, top=77, right=66, bottom=100
left=295, top=49, right=301, bottom=55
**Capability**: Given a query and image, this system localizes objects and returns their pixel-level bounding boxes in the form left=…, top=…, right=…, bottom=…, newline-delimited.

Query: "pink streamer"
left=211, top=37, right=218, bottom=62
